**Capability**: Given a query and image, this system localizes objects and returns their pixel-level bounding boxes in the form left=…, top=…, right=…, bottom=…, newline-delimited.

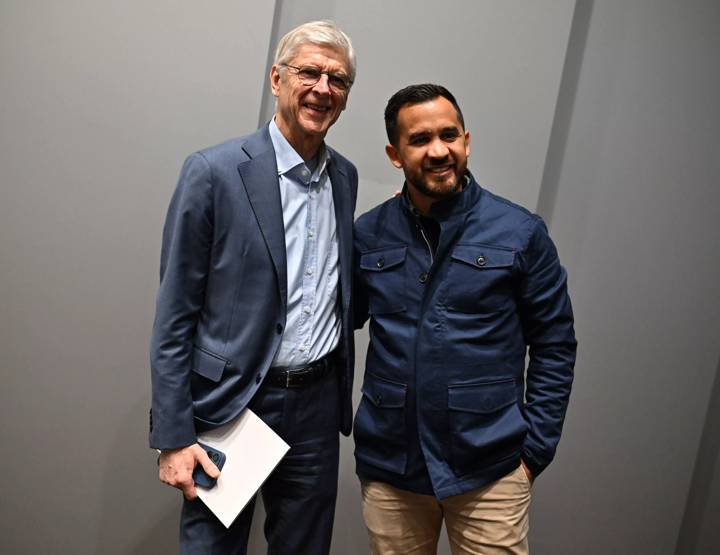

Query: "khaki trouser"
left=361, top=464, right=532, bottom=555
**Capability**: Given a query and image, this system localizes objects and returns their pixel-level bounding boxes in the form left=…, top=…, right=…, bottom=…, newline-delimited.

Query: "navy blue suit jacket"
left=150, top=125, right=358, bottom=450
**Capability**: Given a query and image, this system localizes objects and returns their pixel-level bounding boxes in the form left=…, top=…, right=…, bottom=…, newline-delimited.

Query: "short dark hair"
left=384, top=84, right=465, bottom=146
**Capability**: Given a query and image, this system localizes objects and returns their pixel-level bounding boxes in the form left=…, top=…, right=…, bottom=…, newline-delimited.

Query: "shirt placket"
left=296, top=170, right=317, bottom=359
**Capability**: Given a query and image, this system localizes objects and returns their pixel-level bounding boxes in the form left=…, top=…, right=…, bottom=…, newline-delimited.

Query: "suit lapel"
left=237, top=129, right=288, bottom=309
left=328, top=158, right=351, bottom=311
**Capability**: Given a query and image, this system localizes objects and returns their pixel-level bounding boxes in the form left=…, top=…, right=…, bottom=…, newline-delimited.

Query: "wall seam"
left=535, top=0, right=594, bottom=227
left=674, top=353, right=720, bottom=555
left=257, top=0, right=285, bottom=128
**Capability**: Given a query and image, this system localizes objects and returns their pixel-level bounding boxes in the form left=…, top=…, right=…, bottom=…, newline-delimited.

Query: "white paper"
left=196, top=409, right=290, bottom=528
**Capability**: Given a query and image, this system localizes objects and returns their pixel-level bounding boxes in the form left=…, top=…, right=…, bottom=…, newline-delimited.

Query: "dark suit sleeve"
left=516, top=216, right=577, bottom=477
left=149, top=153, right=214, bottom=450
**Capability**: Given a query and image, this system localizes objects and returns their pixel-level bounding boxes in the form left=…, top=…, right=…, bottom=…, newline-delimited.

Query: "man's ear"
left=385, top=144, right=403, bottom=169
left=270, top=65, right=281, bottom=97
left=465, top=130, right=471, bottom=158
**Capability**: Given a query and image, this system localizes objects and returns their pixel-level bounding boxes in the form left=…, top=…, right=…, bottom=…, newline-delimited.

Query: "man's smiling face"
left=386, top=96, right=470, bottom=209
left=271, top=43, right=350, bottom=156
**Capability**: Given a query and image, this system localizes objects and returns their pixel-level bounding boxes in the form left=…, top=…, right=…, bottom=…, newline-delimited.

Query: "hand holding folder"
left=195, top=409, right=290, bottom=528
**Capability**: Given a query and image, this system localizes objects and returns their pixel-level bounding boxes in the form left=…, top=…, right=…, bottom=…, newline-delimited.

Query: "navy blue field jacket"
left=353, top=174, right=577, bottom=499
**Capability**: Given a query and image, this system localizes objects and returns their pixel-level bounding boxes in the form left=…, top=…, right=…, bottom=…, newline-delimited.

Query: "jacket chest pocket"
left=359, top=246, right=408, bottom=315
left=444, top=244, right=515, bottom=313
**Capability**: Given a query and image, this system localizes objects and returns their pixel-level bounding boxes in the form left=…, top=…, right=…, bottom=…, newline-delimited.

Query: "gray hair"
left=274, top=20, right=356, bottom=83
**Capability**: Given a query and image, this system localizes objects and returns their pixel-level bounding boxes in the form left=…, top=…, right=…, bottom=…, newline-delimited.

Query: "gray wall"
left=1, top=1, right=718, bottom=554
left=532, top=1, right=720, bottom=553
left=0, top=1, right=276, bottom=553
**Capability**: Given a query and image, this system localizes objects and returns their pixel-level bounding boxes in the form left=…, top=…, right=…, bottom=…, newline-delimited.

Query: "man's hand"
left=158, top=443, right=220, bottom=500
left=520, top=460, right=534, bottom=484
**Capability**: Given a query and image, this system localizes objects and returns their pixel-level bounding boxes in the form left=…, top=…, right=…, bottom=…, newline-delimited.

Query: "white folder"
left=196, top=409, right=290, bottom=528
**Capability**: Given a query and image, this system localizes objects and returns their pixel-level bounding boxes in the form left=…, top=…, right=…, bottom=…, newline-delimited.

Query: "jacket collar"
left=401, top=172, right=482, bottom=221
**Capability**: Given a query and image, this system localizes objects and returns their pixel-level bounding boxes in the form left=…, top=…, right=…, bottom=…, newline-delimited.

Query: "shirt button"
left=298, top=344, right=306, bottom=352
left=308, top=230, right=315, bottom=237
left=306, top=268, right=313, bottom=276
left=476, top=255, right=486, bottom=266
left=419, top=272, right=428, bottom=283
left=303, top=307, right=311, bottom=315
left=376, top=256, right=385, bottom=268
left=276, top=323, right=283, bottom=334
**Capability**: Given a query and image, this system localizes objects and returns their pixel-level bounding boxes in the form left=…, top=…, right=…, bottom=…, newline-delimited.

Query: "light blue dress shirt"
left=269, top=119, right=341, bottom=367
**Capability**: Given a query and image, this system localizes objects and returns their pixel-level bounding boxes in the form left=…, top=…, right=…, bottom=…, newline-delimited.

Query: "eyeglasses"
left=280, top=64, right=353, bottom=93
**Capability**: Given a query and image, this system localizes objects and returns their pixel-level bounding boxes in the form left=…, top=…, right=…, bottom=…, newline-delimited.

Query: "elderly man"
left=353, top=84, right=577, bottom=554
left=149, top=21, right=357, bottom=554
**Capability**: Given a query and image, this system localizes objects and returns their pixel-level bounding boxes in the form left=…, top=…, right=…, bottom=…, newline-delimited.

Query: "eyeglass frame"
left=279, top=63, right=354, bottom=93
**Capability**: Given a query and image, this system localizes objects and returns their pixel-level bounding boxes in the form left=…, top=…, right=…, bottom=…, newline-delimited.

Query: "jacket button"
left=476, top=255, right=486, bottom=266
left=376, top=256, right=385, bottom=268
left=375, top=394, right=382, bottom=404
left=419, top=272, right=428, bottom=283
left=256, top=373, right=262, bottom=384
left=276, top=323, right=283, bottom=334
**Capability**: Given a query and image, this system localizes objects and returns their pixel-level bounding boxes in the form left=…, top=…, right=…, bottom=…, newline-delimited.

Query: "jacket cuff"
left=521, top=448, right=549, bottom=479
left=148, top=408, right=197, bottom=450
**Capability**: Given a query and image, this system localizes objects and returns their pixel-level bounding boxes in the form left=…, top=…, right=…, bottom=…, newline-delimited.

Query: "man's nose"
left=428, top=139, right=450, bottom=159
left=311, top=73, right=331, bottom=94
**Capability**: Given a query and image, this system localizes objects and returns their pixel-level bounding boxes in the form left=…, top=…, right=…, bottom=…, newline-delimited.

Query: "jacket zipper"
left=418, top=223, right=434, bottom=266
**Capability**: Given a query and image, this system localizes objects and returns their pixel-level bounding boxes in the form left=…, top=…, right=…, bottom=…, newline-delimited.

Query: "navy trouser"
left=179, top=369, right=340, bottom=554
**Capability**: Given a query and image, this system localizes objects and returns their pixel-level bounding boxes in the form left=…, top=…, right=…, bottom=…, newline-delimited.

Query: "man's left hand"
left=521, top=460, right=534, bottom=483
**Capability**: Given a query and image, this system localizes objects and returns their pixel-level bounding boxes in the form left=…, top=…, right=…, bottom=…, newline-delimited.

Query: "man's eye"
left=299, top=68, right=321, bottom=80
left=328, top=75, right=348, bottom=89
left=442, top=131, right=460, bottom=141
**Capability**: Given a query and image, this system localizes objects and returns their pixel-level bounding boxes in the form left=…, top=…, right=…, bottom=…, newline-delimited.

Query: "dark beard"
left=409, top=170, right=462, bottom=200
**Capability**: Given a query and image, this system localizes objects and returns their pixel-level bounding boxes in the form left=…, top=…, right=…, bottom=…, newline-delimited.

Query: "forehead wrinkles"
left=398, top=99, right=462, bottom=134
left=291, top=46, right=349, bottom=74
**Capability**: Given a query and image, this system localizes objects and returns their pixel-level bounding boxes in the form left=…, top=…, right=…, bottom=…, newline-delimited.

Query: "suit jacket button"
left=276, top=323, right=283, bottom=334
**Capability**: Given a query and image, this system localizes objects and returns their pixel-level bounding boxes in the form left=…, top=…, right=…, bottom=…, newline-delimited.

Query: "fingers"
left=195, top=446, right=221, bottom=479
left=520, top=460, right=534, bottom=483
left=180, top=479, right=198, bottom=500
left=158, top=445, right=200, bottom=499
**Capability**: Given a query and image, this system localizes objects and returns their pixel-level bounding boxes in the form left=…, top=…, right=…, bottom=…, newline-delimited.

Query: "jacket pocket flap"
left=450, top=245, right=514, bottom=269
left=360, top=246, right=407, bottom=272
left=191, top=347, right=227, bottom=382
left=448, top=379, right=516, bottom=414
left=362, top=375, right=407, bottom=408
left=368, top=299, right=406, bottom=315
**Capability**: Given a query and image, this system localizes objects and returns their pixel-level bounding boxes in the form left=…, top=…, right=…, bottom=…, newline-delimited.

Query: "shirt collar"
left=269, top=118, right=330, bottom=184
